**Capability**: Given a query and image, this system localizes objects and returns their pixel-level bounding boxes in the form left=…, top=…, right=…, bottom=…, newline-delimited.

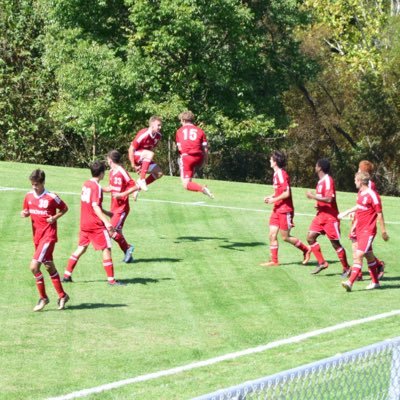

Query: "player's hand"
left=20, top=210, right=30, bottom=217
left=264, top=196, right=273, bottom=204
left=348, top=212, right=355, bottom=220
left=306, top=191, right=314, bottom=200
left=47, top=216, right=56, bottom=224
left=106, top=224, right=115, bottom=234
left=382, top=232, right=389, bottom=241
left=337, top=212, right=345, bottom=220
left=133, top=165, right=141, bottom=173
left=112, top=193, right=122, bottom=199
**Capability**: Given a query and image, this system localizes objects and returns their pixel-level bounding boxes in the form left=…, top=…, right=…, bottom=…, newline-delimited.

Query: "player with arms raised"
left=21, top=169, right=70, bottom=311
left=175, top=110, right=214, bottom=198
left=305, top=159, right=351, bottom=275
left=261, top=150, right=310, bottom=267
left=339, top=171, right=389, bottom=291
left=128, top=115, right=163, bottom=197
left=103, top=150, right=138, bottom=263
left=62, top=161, right=123, bottom=285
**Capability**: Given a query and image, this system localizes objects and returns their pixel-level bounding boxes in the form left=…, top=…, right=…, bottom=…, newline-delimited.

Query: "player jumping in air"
left=339, top=171, right=389, bottom=292
left=175, top=110, right=214, bottom=198
left=261, top=150, right=311, bottom=267
left=128, top=115, right=163, bottom=199
left=305, top=159, right=351, bottom=275
left=21, top=169, right=70, bottom=311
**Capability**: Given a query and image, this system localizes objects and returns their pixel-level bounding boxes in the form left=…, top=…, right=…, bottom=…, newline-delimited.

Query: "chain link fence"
left=192, top=337, right=400, bottom=400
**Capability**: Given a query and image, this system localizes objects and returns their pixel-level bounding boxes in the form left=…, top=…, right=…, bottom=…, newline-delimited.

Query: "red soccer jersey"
left=272, top=168, right=294, bottom=213
left=175, top=124, right=207, bottom=156
left=355, top=188, right=382, bottom=234
left=132, top=128, right=162, bottom=151
left=80, top=179, right=104, bottom=231
left=315, top=174, right=339, bottom=217
left=369, top=180, right=377, bottom=192
left=23, top=190, right=67, bottom=245
left=109, top=166, right=135, bottom=213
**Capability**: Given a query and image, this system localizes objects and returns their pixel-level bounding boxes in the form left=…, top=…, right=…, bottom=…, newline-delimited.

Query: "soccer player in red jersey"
left=21, top=169, right=70, bottom=311
left=339, top=171, right=389, bottom=292
left=128, top=115, right=163, bottom=196
left=349, top=160, right=385, bottom=280
left=103, top=150, right=138, bottom=263
left=305, top=159, right=351, bottom=275
left=175, top=110, right=214, bottom=198
left=62, top=161, right=123, bottom=285
left=261, top=151, right=310, bottom=267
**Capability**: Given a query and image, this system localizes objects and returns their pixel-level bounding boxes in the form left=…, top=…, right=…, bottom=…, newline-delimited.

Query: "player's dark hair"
left=29, top=169, right=45, bottom=183
left=316, top=158, right=331, bottom=174
left=271, top=150, right=286, bottom=168
left=90, top=160, right=106, bottom=177
left=107, top=150, right=122, bottom=164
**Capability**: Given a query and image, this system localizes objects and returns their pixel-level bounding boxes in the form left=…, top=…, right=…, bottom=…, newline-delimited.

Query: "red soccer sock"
left=145, top=174, right=156, bottom=186
left=270, top=245, right=279, bottom=263
left=336, top=247, right=350, bottom=271
left=310, top=242, right=325, bottom=265
left=294, top=239, right=309, bottom=253
left=49, top=271, right=66, bottom=298
left=187, top=181, right=203, bottom=192
left=348, top=264, right=362, bottom=285
left=140, top=160, right=151, bottom=179
left=375, top=256, right=384, bottom=267
left=112, top=231, right=129, bottom=253
left=103, top=259, right=115, bottom=283
left=368, top=260, right=379, bottom=284
left=34, top=272, right=47, bottom=299
left=64, top=255, right=79, bottom=278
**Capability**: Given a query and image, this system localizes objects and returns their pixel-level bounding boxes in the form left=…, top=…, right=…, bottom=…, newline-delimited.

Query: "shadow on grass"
left=175, top=236, right=228, bottom=242
left=65, top=303, right=127, bottom=310
left=134, top=257, right=182, bottom=263
left=119, top=277, right=173, bottom=285
left=220, top=241, right=265, bottom=251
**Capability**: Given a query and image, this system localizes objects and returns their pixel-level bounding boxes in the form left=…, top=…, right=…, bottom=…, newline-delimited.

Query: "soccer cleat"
left=108, top=280, right=126, bottom=286
left=33, top=297, right=50, bottom=312
left=377, top=262, right=385, bottom=280
left=137, top=179, right=148, bottom=192
left=310, top=261, right=329, bottom=275
left=61, top=276, right=73, bottom=283
left=57, top=294, right=70, bottom=310
left=202, top=186, right=214, bottom=199
left=302, top=248, right=312, bottom=265
left=124, top=245, right=135, bottom=263
left=342, top=281, right=352, bottom=292
left=366, top=282, right=381, bottom=290
left=260, top=261, right=279, bottom=267
left=340, top=269, right=351, bottom=278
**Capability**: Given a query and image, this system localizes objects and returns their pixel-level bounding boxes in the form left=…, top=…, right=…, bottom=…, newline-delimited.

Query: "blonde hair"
left=149, top=115, right=162, bottom=125
left=356, top=171, right=370, bottom=186
left=179, top=111, right=195, bottom=123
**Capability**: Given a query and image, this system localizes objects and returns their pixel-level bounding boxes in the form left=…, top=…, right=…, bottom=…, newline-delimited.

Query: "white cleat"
left=33, top=297, right=49, bottom=312
left=366, top=282, right=381, bottom=290
left=57, top=294, right=70, bottom=310
left=137, top=179, right=148, bottom=192
left=341, top=281, right=352, bottom=292
left=202, top=186, right=214, bottom=199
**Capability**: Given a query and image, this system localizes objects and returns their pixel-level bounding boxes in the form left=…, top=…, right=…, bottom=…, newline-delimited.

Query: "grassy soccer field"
left=0, top=161, right=399, bottom=400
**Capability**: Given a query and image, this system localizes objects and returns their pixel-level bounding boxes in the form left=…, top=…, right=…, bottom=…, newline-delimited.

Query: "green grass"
left=0, top=161, right=399, bottom=400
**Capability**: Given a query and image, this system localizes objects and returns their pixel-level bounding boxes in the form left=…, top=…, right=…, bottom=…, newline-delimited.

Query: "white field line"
left=47, top=309, right=400, bottom=400
left=1, top=186, right=400, bottom=224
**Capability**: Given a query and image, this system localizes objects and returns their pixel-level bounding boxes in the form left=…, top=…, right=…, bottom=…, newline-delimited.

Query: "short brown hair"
left=359, top=160, right=374, bottom=174
left=149, top=115, right=162, bottom=125
left=29, top=169, right=45, bottom=183
left=107, top=150, right=122, bottom=164
left=179, top=111, right=195, bottom=123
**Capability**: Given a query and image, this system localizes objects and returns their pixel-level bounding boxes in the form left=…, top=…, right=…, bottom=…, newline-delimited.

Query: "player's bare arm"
left=93, top=204, right=114, bottom=232
left=338, top=205, right=358, bottom=220
left=21, top=209, right=30, bottom=217
left=46, top=205, right=68, bottom=224
left=306, top=191, right=332, bottom=203
left=377, top=212, right=389, bottom=241
left=265, top=188, right=290, bottom=204
left=112, top=184, right=139, bottom=199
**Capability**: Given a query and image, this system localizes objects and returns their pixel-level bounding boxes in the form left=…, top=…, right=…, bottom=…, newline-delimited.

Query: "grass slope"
left=0, top=161, right=399, bottom=400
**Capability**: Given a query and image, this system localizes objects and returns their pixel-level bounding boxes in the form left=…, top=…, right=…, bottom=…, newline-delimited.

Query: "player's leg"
left=307, top=224, right=328, bottom=274
left=330, top=239, right=351, bottom=276
left=365, top=247, right=381, bottom=289
left=31, top=242, right=50, bottom=311
left=342, top=249, right=364, bottom=292
left=43, top=260, right=69, bottom=310
left=180, top=155, right=213, bottom=198
left=279, top=213, right=310, bottom=263
left=110, top=211, right=132, bottom=257
left=260, top=214, right=280, bottom=266
left=139, top=150, right=154, bottom=180
left=62, top=238, right=88, bottom=282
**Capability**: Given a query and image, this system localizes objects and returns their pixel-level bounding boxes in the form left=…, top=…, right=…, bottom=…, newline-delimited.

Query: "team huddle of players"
left=20, top=113, right=389, bottom=312
left=21, top=111, right=213, bottom=311
left=261, top=151, right=389, bottom=293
